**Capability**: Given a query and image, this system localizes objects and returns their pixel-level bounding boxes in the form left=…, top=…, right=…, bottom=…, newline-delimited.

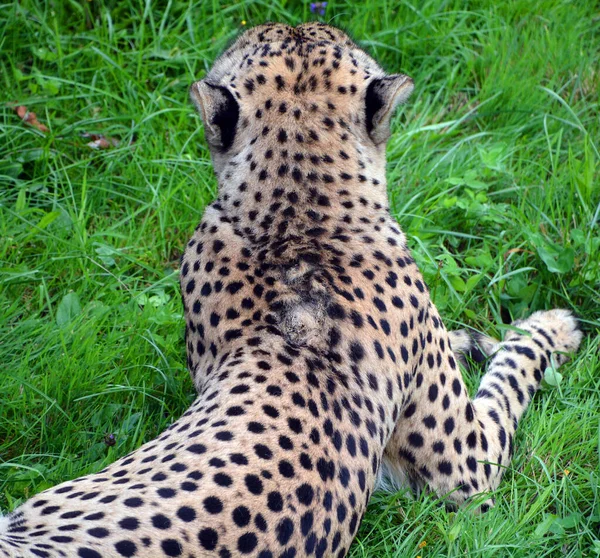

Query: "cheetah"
left=0, top=22, right=582, bottom=558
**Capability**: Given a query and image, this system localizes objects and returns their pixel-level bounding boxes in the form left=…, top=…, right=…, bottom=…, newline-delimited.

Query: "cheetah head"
left=190, top=22, right=414, bottom=182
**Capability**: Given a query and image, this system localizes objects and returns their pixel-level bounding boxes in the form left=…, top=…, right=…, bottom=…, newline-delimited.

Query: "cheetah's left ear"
left=190, top=80, right=240, bottom=152
left=365, top=74, right=414, bottom=145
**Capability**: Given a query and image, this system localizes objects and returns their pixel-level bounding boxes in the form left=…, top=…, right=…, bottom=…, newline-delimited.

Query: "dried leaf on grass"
left=14, top=104, right=127, bottom=150
left=15, top=105, right=49, bottom=133
left=81, top=132, right=120, bottom=150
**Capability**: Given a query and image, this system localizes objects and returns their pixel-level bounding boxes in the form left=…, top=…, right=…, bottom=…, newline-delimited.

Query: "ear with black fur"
left=190, top=80, right=239, bottom=151
left=365, top=74, right=414, bottom=144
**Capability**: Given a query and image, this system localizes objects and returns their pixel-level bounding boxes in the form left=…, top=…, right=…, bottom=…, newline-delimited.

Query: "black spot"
left=276, top=517, right=294, bottom=546
left=254, top=444, right=273, bottom=459
left=438, top=461, right=453, bottom=476
left=88, top=528, right=109, bottom=538
left=83, top=512, right=104, bottom=520
left=279, top=435, right=293, bottom=450
left=514, top=345, right=536, bottom=360
left=233, top=506, right=251, bottom=526
left=187, top=443, right=207, bottom=454
left=161, top=539, right=182, bottom=557
left=214, top=472, right=233, bottom=486
left=373, top=298, right=387, bottom=312
left=301, top=511, right=314, bottom=537
left=287, top=417, right=303, bottom=434
left=123, top=498, right=143, bottom=508
left=300, top=453, right=313, bottom=470
left=444, top=417, right=455, bottom=435
left=278, top=460, right=295, bottom=478
left=230, top=453, right=248, bottom=465
left=267, top=491, right=284, bottom=512
left=254, top=514, right=268, bottom=533
left=465, top=403, right=474, bottom=422
left=295, top=483, right=314, bottom=506
left=428, top=384, right=439, bottom=402
left=423, top=415, right=436, bottom=429
left=432, top=441, right=445, bottom=454
left=118, top=518, right=139, bottom=531
left=408, top=432, right=424, bottom=447
left=245, top=474, right=264, bottom=494
left=237, top=532, right=258, bottom=554
left=177, top=506, right=196, bottom=522
left=151, top=514, right=171, bottom=529
left=203, top=496, right=223, bottom=514
left=349, top=342, right=365, bottom=362
left=185, top=279, right=195, bottom=294
left=328, top=304, right=346, bottom=320
left=198, top=528, right=219, bottom=551
left=114, top=540, right=137, bottom=557
left=41, top=505, right=60, bottom=515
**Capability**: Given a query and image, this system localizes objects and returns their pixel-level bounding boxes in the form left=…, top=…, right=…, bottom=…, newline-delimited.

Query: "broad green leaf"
left=94, top=243, right=117, bottom=267
left=0, top=160, right=23, bottom=179
left=478, top=144, right=507, bottom=171
left=543, top=366, right=563, bottom=387
left=570, top=228, right=585, bottom=247
left=447, top=521, right=462, bottom=542
left=449, top=276, right=466, bottom=292
left=56, top=292, right=82, bottom=328
left=446, top=170, right=488, bottom=190
left=15, top=189, right=27, bottom=212
left=35, top=211, right=61, bottom=231
left=534, top=514, right=557, bottom=538
left=554, top=512, right=582, bottom=529
left=148, top=290, right=170, bottom=307
left=530, top=233, right=575, bottom=274
left=465, top=274, right=482, bottom=291
left=33, top=47, right=58, bottom=62
left=465, top=251, right=494, bottom=268
left=538, top=245, right=574, bottom=274
left=442, top=196, right=457, bottom=208
left=463, top=179, right=488, bottom=190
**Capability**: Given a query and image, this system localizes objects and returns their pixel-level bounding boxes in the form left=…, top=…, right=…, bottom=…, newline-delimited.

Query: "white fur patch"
left=376, top=458, right=411, bottom=493
left=0, top=513, right=10, bottom=534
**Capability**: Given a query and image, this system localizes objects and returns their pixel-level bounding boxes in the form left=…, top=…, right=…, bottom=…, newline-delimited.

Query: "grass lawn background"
left=1, top=0, right=599, bottom=556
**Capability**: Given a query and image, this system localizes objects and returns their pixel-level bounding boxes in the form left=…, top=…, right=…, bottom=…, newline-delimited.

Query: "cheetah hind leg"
left=377, top=327, right=499, bottom=494
left=380, top=309, right=582, bottom=505
left=376, top=327, right=498, bottom=493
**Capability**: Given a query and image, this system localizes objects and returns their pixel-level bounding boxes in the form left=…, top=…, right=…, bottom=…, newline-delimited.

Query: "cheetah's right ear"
left=190, top=80, right=240, bottom=152
left=365, top=74, right=414, bottom=145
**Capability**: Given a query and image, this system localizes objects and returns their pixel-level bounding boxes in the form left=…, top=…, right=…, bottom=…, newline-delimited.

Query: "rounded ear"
left=190, top=80, right=240, bottom=152
left=365, top=74, right=414, bottom=144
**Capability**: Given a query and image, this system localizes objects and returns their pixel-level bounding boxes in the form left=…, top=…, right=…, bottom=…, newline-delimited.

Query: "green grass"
left=1, top=0, right=599, bottom=556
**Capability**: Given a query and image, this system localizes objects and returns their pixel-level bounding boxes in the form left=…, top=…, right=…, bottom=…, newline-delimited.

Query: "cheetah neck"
left=214, top=131, right=391, bottom=248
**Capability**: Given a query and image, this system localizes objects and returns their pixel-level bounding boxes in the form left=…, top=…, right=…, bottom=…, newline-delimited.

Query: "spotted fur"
left=0, top=22, right=582, bottom=558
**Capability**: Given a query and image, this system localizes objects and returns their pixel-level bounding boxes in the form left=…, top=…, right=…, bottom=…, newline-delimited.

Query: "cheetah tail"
left=446, top=328, right=499, bottom=369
